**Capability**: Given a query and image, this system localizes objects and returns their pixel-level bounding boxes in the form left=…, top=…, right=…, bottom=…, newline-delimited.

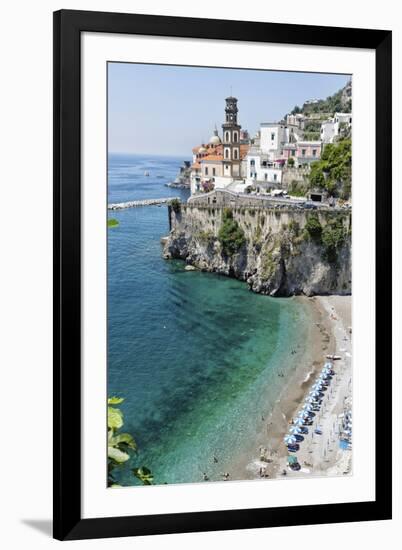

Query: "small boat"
left=314, top=428, right=323, bottom=435
left=326, top=354, right=341, bottom=360
left=144, top=171, right=150, bottom=176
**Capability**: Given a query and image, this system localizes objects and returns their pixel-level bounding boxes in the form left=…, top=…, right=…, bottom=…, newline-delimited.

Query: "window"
left=233, top=132, right=238, bottom=142
left=292, top=150, right=296, bottom=156
left=274, top=174, right=277, bottom=181
left=264, top=174, right=267, bottom=181
left=233, top=149, right=238, bottom=160
left=212, top=167, right=216, bottom=176
left=302, top=149, right=306, bottom=156
left=271, top=133, right=275, bottom=140
left=225, top=148, right=229, bottom=159
left=205, top=167, right=209, bottom=175
left=312, top=149, right=317, bottom=157
left=225, top=131, right=230, bottom=142
left=250, top=159, right=255, bottom=166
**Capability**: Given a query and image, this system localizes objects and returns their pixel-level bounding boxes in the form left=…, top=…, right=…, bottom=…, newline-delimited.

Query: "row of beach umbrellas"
left=284, top=362, right=335, bottom=449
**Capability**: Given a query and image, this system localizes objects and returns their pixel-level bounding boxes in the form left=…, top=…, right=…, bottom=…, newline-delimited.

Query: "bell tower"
left=222, top=96, right=242, bottom=179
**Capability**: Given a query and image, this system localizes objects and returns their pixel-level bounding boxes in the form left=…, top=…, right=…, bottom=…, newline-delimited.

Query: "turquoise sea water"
left=108, top=154, right=310, bottom=485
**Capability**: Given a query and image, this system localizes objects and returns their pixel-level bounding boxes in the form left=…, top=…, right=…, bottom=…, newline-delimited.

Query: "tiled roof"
left=240, top=144, right=250, bottom=159
left=191, top=162, right=201, bottom=170
left=201, top=154, right=223, bottom=162
left=192, top=144, right=223, bottom=155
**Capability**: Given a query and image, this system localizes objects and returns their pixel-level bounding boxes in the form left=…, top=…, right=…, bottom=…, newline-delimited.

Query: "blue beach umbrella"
left=312, top=382, right=325, bottom=390
left=319, top=373, right=331, bottom=380
left=290, top=425, right=303, bottom=434
left=284, top=434, right=297, bottom=445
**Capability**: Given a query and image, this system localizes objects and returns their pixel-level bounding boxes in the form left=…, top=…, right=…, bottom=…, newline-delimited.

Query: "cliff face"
left=162, top=204, right=351, bottom=297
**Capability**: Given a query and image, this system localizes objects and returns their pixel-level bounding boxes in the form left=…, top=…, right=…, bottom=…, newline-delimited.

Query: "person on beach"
left=203, top=473, right=209, bottom=481
left=222, top=472, right=230, bottom=481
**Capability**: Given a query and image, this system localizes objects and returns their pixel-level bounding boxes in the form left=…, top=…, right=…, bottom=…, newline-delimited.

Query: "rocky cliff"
left=162, top=201, right=351, bottom=297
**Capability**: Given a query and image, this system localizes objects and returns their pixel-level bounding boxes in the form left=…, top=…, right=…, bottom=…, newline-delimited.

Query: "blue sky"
left=108, top=63, right=350, bottom=157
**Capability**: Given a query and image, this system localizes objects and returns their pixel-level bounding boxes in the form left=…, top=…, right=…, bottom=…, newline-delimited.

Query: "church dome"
left=209, top=129, right=221, bottom=145
left=198, top=145, right=207, bottom=154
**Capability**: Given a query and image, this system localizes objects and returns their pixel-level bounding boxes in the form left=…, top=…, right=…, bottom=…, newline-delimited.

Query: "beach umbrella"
left=293, top=417, right=305, bottom=426
left=287, top=455, right=298, bottom=465
left=303, top=404, right=314, bottom=412
left=323, top=365, right=334, bottom=372
left=319, top=373, right=331, bottom=381
left=284, top=434, right=297, bottom=445
left=290, top=425, right=306, bottom=435
left=313, top=383, right=325, bottom=391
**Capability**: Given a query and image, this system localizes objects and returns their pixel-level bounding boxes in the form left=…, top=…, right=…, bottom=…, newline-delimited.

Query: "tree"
left=309, top=139, right=351, bottom=199
left=287, top=156, right=295, bottom=167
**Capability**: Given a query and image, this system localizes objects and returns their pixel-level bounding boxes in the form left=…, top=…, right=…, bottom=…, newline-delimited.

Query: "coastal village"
left=170, top=80, right=352, bottom=207
left=108, top=79, right=353, bottom=484
left=162, top=82, right=352, bottom=480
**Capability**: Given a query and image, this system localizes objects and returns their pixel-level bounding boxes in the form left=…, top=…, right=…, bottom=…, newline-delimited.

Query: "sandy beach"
left=232, top=294, right=352, bottom=482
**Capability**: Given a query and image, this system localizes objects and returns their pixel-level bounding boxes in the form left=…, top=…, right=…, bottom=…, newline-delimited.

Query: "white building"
left=259, top=123, right=289, bottom=160
left=245, top=144, right=283, bottom=187
left=320, top=112, right=352, bottom=144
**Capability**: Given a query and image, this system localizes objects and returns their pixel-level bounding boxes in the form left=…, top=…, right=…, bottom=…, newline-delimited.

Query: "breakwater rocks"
left=108, top=197, right=180, bottom=210
left=162, top=198, right=351, bottom=297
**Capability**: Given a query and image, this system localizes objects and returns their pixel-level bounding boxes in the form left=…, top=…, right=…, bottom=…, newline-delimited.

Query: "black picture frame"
left=53, top=9, right=392, bottom=541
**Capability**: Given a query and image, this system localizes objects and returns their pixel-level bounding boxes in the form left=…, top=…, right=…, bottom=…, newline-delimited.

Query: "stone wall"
left=281, top=167, right=310, bottom=188
left=164, top=200, right=351, bottom=297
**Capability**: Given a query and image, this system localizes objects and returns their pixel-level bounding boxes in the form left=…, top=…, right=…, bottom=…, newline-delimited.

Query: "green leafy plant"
left=218, top=208, right=246, bottom=256
left=107, top=397, right=153, bottom=487
left=132, top=467, right=154, bottom=485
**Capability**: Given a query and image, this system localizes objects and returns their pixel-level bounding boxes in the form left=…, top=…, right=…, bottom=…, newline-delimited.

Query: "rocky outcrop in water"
left=162, top=202, right=351, bottom=297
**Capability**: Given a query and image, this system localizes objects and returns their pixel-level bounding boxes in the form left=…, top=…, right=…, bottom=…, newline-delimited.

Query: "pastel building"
left=282, top=141, right=322, bottom=166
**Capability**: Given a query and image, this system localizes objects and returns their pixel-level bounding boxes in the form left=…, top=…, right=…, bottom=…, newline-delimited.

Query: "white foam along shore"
left=274, top=295, right=352, bottom=479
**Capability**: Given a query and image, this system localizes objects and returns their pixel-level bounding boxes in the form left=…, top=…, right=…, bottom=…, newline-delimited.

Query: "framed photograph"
left=53, top=9, right=392, bottom=540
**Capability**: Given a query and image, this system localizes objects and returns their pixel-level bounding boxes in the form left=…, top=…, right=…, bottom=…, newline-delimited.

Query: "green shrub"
left=304, top=213, right=322, bottom=241
left=321, top=217, right=347, bottom=263
left=170, top=198, right=181, bottom=213
left=218, top=209, right=246, bottom=256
